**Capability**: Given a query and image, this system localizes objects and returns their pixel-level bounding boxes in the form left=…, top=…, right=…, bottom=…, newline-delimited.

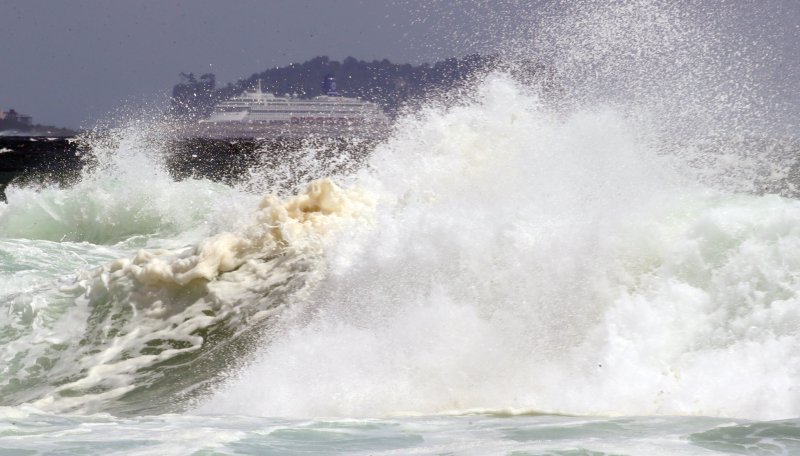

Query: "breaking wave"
left=0, top=0, right=798, bottom=422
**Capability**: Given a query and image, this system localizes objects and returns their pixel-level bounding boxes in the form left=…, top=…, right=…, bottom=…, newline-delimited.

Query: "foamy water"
left=197, top=75, right=800, bottom=421
left=0, top=0, right=798, bottom=453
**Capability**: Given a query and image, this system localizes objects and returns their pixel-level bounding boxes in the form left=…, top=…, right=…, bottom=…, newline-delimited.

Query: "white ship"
left=191, top=76, right=389, bottom=138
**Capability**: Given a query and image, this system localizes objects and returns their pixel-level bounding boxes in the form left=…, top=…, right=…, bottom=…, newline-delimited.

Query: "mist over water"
left=194, top=1, right=800, bottom=420
left=1, top=1, right=800, bottom=453
left=200, top=73, right=800, bottom=419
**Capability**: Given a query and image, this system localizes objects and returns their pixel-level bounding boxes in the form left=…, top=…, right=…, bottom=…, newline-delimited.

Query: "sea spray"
left=199, top=73, right=686, bottom=416
left=0, top=176, right=373, bottom=414
left=0, top=125, right=246, bottom=246
left=200, top=71, right=800, bottom=420
left=118, top=179, right=373, bottom=287
left=1, top=1, right=800, bottom=454
left=0, top=0, right=797, bottom=429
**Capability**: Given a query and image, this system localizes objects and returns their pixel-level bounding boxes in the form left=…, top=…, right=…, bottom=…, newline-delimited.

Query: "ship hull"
left=178, top=120, right=389, bottom=140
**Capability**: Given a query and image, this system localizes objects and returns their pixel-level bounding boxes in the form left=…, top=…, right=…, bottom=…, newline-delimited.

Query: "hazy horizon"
left=1, top=0, right=798, bottom=131
left=1, top=1, right=502, bottom=129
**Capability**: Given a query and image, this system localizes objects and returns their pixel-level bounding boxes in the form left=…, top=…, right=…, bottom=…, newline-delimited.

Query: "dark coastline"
left=0, top=137, right=88, bottom=199
left=3, top=135, right=799, bottom=204
left=0, top=136, right=376, bottom=201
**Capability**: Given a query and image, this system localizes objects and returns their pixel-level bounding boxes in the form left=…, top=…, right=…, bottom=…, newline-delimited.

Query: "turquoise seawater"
left=2, top=410, right=800, bottom=455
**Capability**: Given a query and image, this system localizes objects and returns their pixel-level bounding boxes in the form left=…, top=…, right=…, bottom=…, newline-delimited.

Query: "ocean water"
left=2, top=1, right=800, bottom=454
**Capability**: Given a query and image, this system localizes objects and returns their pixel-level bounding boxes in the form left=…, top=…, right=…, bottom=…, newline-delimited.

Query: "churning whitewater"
left=201, top=75, right=800, bottom=420
left=1, top=74, right=798, bottom=422
left=1, top=0, right=799, bottom=453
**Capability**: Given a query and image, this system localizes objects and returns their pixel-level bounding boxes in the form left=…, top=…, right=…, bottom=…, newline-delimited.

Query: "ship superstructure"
left=193, top=76, right=388, bottom=138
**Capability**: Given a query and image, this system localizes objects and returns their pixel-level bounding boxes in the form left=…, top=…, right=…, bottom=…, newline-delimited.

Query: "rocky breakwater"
left=0, top=136, right=378, bottom=201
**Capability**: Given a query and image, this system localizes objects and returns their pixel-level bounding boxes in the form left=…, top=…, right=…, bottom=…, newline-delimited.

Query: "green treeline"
left=170, top=54, right=521, bottom=119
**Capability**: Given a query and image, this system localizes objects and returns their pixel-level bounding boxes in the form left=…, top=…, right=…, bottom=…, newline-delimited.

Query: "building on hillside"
left=0, top=109, right=33, bottom=126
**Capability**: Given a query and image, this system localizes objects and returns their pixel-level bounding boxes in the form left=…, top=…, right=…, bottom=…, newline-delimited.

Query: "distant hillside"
left=170, top=54, right=535, bottom=119
left=0, top=118, right=76, bottom=137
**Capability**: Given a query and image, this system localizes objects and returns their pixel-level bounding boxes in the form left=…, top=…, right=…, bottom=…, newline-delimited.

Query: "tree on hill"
left=169, top=54, right=509, bottom=120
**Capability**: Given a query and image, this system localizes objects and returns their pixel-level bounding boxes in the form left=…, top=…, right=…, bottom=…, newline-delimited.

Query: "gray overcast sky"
left=0, top=0, right=492, bottom=128
left=1, top=1, right=798, bottom=129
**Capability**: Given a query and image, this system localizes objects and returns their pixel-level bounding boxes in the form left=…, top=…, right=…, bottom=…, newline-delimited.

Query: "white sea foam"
left=4, top=177, right=372, bottom=413
left=1, top=0, right=797, bottom=425
left=0, top=126, right=252, bottom=246
left=194, top=1, right=800, bottom=420
left=199, top=72, right=800, bottom=420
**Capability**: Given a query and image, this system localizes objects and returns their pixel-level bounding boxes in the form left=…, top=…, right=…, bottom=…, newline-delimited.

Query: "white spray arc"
left=3, top=0, right=795, bottom=420
left=199, top=70, right=800, bottom=420
left=194, top=1, right=800, bottom=420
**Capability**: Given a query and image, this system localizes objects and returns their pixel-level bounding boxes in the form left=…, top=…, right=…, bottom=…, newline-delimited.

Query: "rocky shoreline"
left=0, top=136, right=376, bottom=201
